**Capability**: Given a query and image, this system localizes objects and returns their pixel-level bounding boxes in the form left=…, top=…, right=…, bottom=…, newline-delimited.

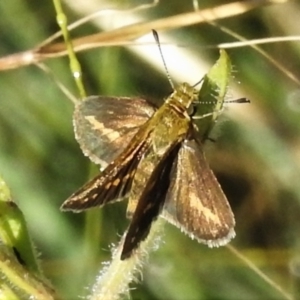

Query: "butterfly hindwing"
left=74, top=96, right=155, bottom=167
left=163, top=139, right=235, bottom=247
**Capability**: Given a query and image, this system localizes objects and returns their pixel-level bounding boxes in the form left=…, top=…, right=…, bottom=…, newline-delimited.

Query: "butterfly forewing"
left=121, top=143, right=181, bottom=259
left=61, top=133, right=153, bottom=211
left=163, top=139, right=235, bottom=247
left=74, top=96, right=155, bottom=167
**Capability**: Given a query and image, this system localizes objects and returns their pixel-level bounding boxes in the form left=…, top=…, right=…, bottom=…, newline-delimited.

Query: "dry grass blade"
left=226, top=244, right=295, bottom=300
left=0, top=0, right=281, bottom=71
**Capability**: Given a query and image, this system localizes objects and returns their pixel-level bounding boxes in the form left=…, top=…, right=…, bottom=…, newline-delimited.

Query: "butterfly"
left=61, top=43, right=236, bottom=260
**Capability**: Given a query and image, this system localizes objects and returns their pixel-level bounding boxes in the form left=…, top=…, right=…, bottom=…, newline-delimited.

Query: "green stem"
left=0, top=245, right=56, bottom=300
left=52, top=0, right=86, bottom=99
left=89, top=218, right=165, bottom=300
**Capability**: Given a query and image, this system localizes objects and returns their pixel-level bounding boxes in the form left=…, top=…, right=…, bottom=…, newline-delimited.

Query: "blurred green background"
left=1, top=0, right=300, bottom=299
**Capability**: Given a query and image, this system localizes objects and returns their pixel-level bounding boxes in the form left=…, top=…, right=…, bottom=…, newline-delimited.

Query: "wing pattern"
left=74, top=96, right=155, bottom=167
left=163, top=139, right=235, bottom=247
left=61, top=133, right=152, bottom=211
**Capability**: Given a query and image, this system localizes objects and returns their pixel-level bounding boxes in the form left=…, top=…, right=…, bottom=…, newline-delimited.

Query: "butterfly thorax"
left=126, top=82, right=198, bottom=216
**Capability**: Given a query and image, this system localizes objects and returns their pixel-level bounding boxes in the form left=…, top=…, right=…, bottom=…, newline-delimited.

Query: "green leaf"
left=0, top=175, right=41, bottom=276
left=194, top=49, right=232, bottom=140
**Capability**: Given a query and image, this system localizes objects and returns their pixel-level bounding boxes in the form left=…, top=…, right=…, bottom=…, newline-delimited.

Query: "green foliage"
left=195, top=49, right=232, bottom=140
left=0, top=0, right=299, bottom=299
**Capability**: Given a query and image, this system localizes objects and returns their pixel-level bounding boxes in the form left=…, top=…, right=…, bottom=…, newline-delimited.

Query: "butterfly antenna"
left=192, top=77, right=204, bottom=88
left=152, top=30, right=175, bottom=90
left=225, top=97, right=250, bottom=104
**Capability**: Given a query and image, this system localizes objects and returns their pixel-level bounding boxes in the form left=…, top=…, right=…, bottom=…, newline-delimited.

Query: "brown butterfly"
left=61, top=33, right=236, bottom=259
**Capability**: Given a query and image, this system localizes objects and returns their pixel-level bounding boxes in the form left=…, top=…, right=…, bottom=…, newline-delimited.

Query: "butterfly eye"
left=187, top=102, right=197, bottom=117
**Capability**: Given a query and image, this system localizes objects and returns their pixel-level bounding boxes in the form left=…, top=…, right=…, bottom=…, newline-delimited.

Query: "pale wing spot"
left=85, top=116, right=120, bottom=141
left=104, top=182, right=112, bottom=190
left=189, top=191, right=222, bottom=226
left=112, top=178, right=121, bottom=186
